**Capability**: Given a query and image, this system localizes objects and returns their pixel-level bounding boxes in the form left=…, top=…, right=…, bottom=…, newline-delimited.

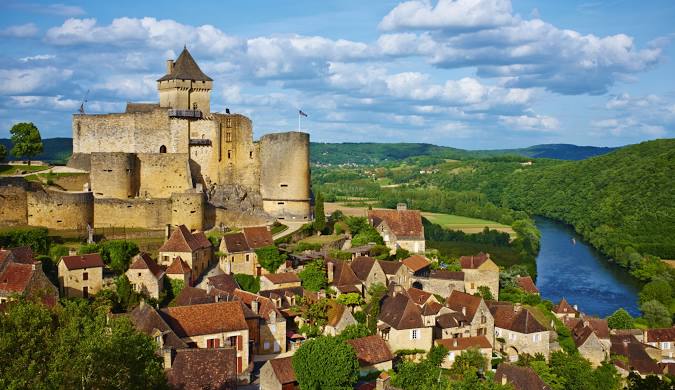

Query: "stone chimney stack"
left=461, top=306, right=466, bottom=316
left=501, top=375, right=507, bottom=385
left=68, top=249, right=77, bottom=256
left=393, top=284, right=403, bottom=297
left=162, top=348, right=175, bottom=370
left=166, top=59, right=174, bottom=74
left=397, top=203, right=407, bottom=211
left=327, top=261, right=334, bottom=283
left=376, top=373, right=390, bottom=390
left=251, top=299, right=259, bottom=314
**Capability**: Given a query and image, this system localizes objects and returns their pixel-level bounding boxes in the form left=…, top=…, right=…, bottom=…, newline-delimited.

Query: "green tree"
left=590, top=362, right=622, bottom=390
left=607, top=308, right=635, bottom=329
left=100, top=240, right=140, bottom=274
left=530, top=360, right=566, bottom=390
left=0, top=143, right=6, bottom=162
left=299, top=260, right=327, bottom=291
left=549, top=351, right=596, bottom=390
left=336, top=323, right=372, bottom=341
left=639, top=279, right=673, bottom=306
left=292, top=336, right=358, bottom=390
left=449, top=348, right=487, bottom=377
left=0, top=226, right=50, bottom=255
left=9, top=122, right=43, bottom=164
left=625, top=371, right=674, bottom=390
left=641, top=299, right=672, bottom=327
left=477, top=285, right=494, bottom=301
left=234, top=274, right=260, bottom=293
left=255, top=245, right=287, bottom=273
left=365, top=282, right=388, bottom=332
left=336, top=292, right=364, bottom=311
left=116, top=274, right=140, bottom=310
left=314, top=192, right=326, bottom=233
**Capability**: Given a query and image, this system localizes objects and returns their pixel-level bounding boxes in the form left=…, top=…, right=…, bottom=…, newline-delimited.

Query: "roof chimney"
left=327, top=261, right=334, bottom=283
left=461, top=306, right=466, bottom=316
left=166, top=59, right=174, bottom=74
left=453, top=339, right=458, bottom=347
left=393, top=284, right=403, bottom=297
left=397, top=203, right=407, bottom=211
left=68, top=249, right=77, bottom=256
left=162, top=348, right=175, bottom=370
left=501, top=375, right=507, bottom=385
left=251, top=299, right=259, bottom=314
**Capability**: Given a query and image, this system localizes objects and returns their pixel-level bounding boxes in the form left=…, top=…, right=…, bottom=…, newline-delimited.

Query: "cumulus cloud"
left=19, top=54, right=55, bottom=62
left=591, top=93, right=674, bottom=138
left=499, top=114, right=560, bottom=132
left=0, top=67, right=73, bottom=95
left=0, top=23, right=39, bottom=38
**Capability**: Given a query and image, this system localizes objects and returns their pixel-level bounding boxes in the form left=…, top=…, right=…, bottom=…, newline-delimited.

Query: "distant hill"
left=0, top=138, right=72, bottom=164
left=310, top=142, right=618, bottom=164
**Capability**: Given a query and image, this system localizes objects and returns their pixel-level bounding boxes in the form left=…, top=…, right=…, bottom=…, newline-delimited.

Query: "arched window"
left=159, top=145, right=167, bottom=153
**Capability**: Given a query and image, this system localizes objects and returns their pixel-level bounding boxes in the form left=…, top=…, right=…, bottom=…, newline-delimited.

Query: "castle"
left=0, top=48, right=311, bottom=231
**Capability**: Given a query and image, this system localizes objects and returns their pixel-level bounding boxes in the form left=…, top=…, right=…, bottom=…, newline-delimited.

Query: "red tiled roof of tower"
left=158, top=47, right=213, bottom=82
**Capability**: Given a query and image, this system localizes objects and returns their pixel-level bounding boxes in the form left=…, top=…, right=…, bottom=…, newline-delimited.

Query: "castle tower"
left=157, top=47, right=213, bottom=114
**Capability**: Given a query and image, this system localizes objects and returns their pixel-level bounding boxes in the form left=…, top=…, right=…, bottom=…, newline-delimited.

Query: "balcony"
left=168, top=109, right=202, bottom=119
left=189, top=139, right=212, bottom=146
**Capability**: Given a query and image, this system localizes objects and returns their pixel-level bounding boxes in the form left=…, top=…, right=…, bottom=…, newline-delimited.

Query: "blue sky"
left=1, top=0, right=674, bottom=149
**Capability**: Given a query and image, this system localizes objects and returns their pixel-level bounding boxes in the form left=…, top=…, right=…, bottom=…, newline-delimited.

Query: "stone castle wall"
left=137, top=153, right=192, bottom=198
left=90, top=152, right=138, bottom=198
left=93, top=198, right=170, bottom=229
left=170, top=192, right=204, bottom=230
left=27, top=188, right=93, bottom=229
left=0, top=185, right=28, bottom=226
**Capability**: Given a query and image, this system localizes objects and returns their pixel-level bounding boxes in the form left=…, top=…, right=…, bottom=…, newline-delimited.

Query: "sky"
left=0, top=0, right=674, bottom=149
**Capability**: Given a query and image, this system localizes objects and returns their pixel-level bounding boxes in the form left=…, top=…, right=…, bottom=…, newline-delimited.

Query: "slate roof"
left=645, top=327, right=675, bottom=342
left=221, top=232, right=251, bottom=253
left=242, top=226, right=274, bottom=249
left=347, top=335, right=394, bottom=366
left=401, top=255, right=430, bottom=272
left=167, top=348, right=237, bottom=390
left=0, top=263, right=33, bottom=293
left=378, top=260, right=403, bottom=275
left=161, top=301, right=248, bottom=337
left=126, top=302, right=187, bottom=348
left=459, top=252, right=491, bottom=269
left=159, top=225, right=211, bottom=253
left=379, top=292, right=424, bottom=330
left=158, top=47, right=213, bottom=82
left=268, top=357, right=297, bottom=385
left=447, top=290, right=483, bottom=321
left=495, top=363, right=551, bottom=390
left=60, top=253, right=104, bottom=270
left=553, top=298, right=578, bottom=315
left=350, top=256, right=377, bottom=281
left=516, top=276, right=539, bottom=294
left=128, top=253, right=164, bottom=279
left=166, top=257, right=191, bottom=275
left=610, top=334, right=661, bottom=375
left=262, top=272, right=300, bottom=285
left=208, top=273, right=239, bottom=293
left=435, top=336, right=492, bottom=351
left=368, top=209, right=424, bottom=240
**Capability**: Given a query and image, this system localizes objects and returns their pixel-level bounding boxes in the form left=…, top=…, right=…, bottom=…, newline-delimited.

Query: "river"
left=534, top=216, right=641, bottom=317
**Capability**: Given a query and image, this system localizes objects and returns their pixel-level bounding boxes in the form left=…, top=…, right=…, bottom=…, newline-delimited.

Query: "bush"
left=255, top=246, right=287, bottom=273
left=234, top=274, right=260, bottom=293
left=0, top=227, right=50, bottom=255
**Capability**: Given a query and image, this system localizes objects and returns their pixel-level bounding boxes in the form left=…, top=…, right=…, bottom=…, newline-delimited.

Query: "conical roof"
left=158, top=47, right=212, bottom=82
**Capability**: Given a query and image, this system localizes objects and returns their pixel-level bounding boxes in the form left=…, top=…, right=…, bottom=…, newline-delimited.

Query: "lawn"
left=422, top=212, right=514, bottom=236
left=0, top=164, right=50, bottom=175
left=298, top=234, right=341, bottom=245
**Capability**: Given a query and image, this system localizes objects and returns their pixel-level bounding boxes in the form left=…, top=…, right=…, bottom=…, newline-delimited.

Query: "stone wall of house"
left=464, top=269, right=500, bottom=300
left=496, top=328, right=550, bottom=360
left=258, top=320, right=286, bottom=355
left=467, top=301, right=495, bottom=342
left=137, top=153, right=192, bottom=198
left=397, top=239, right=426, bottom=254
left=58, top=263, right=103, bottom=298
left=386, top=327, right=434, bottom=352
left=259, top=361, right=284, bottom=390
left=578, top=334, right=608, bottom=367
left=93, top=198, right=170, bottom=228
left=51, top=173, right=90, bottom=192
left=126, top=268, right=163, bottom=299
left=180, top=329, right=250, bottom=374
left=220, top=252, right=258, bottom=276
left=412, top=276, right=464, bottom=298
left=0, top=185, right=27, bottom=226
left=27, top=188, right=93, bottom=230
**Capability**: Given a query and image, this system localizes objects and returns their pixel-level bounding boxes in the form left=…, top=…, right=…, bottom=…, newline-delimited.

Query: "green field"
left=0, top=164, right=50, bottom=175
left=422, top=212, right=514, bottom=235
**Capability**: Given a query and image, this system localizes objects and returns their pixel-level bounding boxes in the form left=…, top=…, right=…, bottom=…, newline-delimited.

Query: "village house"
left=378, top=285, right=433, bottom=352
left=260, top=272, right=301, bottom=291
left=324, top=301, right=357, bottom=336
left=435, top=336, right=492, bottom=370
left=421, top=301, right=445, bottom=327
left=165, top=348, right=238, bottom=390
left=242, top=226, right=274, bottom=249
left=552, top=298, right=579, bottom=319
left=173, top=286, right=217, bottom=306
left=233, top=289, right=287, bottom=355
left=491, top=303, right=550, bottom=361
left=610, top=333, right=662, bottom=377
left=327, top=260, right=363, bottom=295
left=158, top=225, right=212, bottom=284
left=402, top=254, right=431, bottom=281
left=495, top=363, right=552, bottom=390
left=207, top=273, right=239, bottom=294
left=260, top=356, right=298, bottom=390
left=571, top=322, right=609, bottom=366
left=460, top=252, right=500, bottom=299
left=446, top=290, right=494, bottom=340
left=347, top=335, right=395, bottom=375
left=0, top=248, right=58, bottom=306
left=435, top=310, right=473, bottom=340
left=57, top=253, right=105, bottom=298
left=379, top=259, right=409, bottom=287
left=644, top=328, right=675, bottom=360
left=413, top=269, right=465, bottom=298
left=220, top=232, right=257, bottom=275
left=350, top=256, right=388, bottom=292
left=125, top=253, right=165, bottom=299
left=516, top=276, right=539, bottom=295
left=368, top=204, right=425, bottom=254
left=160, top=301, right=251, bottom=376
left=165, top=257, right=192, bottom=286
left=125, top=301, right=188, bottom=352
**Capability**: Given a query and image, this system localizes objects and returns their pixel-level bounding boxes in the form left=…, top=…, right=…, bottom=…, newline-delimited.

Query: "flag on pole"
left=299, top=109, right=308, bottom=117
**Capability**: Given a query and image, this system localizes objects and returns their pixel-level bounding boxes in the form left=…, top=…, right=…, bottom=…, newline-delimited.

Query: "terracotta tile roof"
left=167, top=348, right=237, bottom=390
left=233, top=289, right=282, bottom=322
left=161, top=301, right=248, bottom=337
left=173, top=287, right=214, bottom=306
left=6, top=246, right=34, bottom=264
left=401, top=255, right=430, bottom=273
left=516, top=276, right=539, bottom=294
left=158, top=47, right=213, bottom=82
left=193, top=231, right=211, bottom=248
left=645, top=327, right=675, bottom=342
left=268, top=357, right=297, bottom=385
left=429, top=269, right=464, bottom=280
left=263, top=272, right=300, bottom=285
left=379, top=292, right=424, bottom=330
left=459, top=252, right=490, bottom=269
left=422, top=301, right=443, bottom=316
left=495, top=363, right=551, bottom=390
left=243, top=226, right=274, bottom=249
left=435, top=336, right=492, bottom=351
left=60, top=253, right=104, bottom=270
left=406, top=287, right=433, bottom=306
left=347, top=335, right=394, bottom=366
left=128, top=253, right=164, bottom=279
left=126, top=302, right=187, bottom=348
left=491, top=304, right=546, bottom=334
left=447, top=290, right=483, bottom=321
left=0, top=263, right=33, bottom=293
left=436, top=312, right=467, bottom=328
left=208, top=274, right=239, bottom=293
left=562, top=317, right=582, bottom=331
left=572, top=324, right=596, bottom=347
left=222, top=232, right=251, bottom=253
left=368, top=209, right=424, bottom=240
left=0, top=250, right=13, bottom=266
left=166, top=257, right=191, bottom=275
left=490, top=303, right=517, bottom=329
left=350, top=256, right=376, bottom=281
left=327, top=301, right=349, bottom=327
left=553, top=298, right=578, bottom=315
left=378, top=260, right=402, bottom=275
left=159, top=225, right=210, bottom=253
left=584, top=317, right=610, bottom=339
left=329, top=260, right=361, bottom=287
left=610, top=334, right=661, bottom=375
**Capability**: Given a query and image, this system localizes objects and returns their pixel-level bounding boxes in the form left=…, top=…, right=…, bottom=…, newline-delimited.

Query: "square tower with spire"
left=158, top=47, right=213, bottom=114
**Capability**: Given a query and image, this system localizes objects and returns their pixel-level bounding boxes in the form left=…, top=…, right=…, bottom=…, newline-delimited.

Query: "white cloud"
left=592, top=93, right=674, bottom=138
left=499, top=114, right=560, bottom=132
left=0, top=23, right=39, bottom=38
left=19, top=54, right=55, bottom=62
left=10, top=95, right=80, bottom=111
left=0, top=67, right=73, bottom=95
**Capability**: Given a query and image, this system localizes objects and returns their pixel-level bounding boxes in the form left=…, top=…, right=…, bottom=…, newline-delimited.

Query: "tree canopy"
left=292, top=336, right=358, bottom=390
left=314, top=192, right=326, bottom=233
left=255, top=245, right=287, bottom=273
left=607, top=308, right=635, bottom=329
left=10, top=122, right=44, bottom=163
left=299, top=259, right=327, bottom=292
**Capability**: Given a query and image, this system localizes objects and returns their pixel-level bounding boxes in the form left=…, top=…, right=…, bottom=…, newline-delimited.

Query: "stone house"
left=572, top=323, right=609, bottom=366
left=259, top=356, right=298, bottom=390
left=495, top=363, right=552, bottom=390
left=405, top=287, right=439, bottom=307
left=0, top=248, right=58, bottom=306
left=491, top=304, right=550, bottom=361
left=460, top=252, right=500, bottom=299
left=324, top=301, right=357, bottom=336
left=402, top=255, right=431, bottom=280
left=260, top=272, right=301, bottom=291
left=242, top=226, right=274, bottom=249
left=435, top=336, right=492, bottom=370
left=160, top=301, right=251, bottom=376
left=220, top=232, right=257, bottom=276
left=435, top=310, right=473, bottom=340
left=165, top=348, right=238, bottom=390
left=552, top=298, right=579, bottom=319
left=379, top=259, right=409, bottom=287
left=347, top=335, right=395, bottom=375
left=378, top=287, right=433, bottom=352
left=165, top=257, right=192, bottom=286
left=446, top=290, right=494, bottom=340
left=58, top=253, right=105, bottom=298
left=516, top=276, right=539, bottom=295
left=350, top=256, right=388, bottom=292
left=125, top=253, right=165, bottom=299
left=233, top=289, right=287, bottom=355
left=158, top=225, right=212, bottom=284
left=644, top=328, right=675, bottom=360
left=368, top=205, right=425, bottom=254
left=124, top=301, right=188, bottom=352
left=207, top=273, right=239, bottom=294
left=412, top=269, right=465, bottom=298
left=327, top=260, right=363, bottom=295
left=610, top=334, right=662, bottom=377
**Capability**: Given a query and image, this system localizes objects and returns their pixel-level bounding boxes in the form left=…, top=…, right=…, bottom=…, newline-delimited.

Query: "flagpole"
left=298, top=111, right=301, bottom=131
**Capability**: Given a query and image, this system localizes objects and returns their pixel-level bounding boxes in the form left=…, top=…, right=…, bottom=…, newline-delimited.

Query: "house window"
left=138, top=272, right=142, bottom=277
left=226, top=132, right=232, bottom=142
left=471, top=282, right=475, bottom=289
left=481, top=314, right=486, bottom=324
left=82, top=272, right=88, bottom=281
left=411, top=329, right=419, bottom=340
left=663, top=342, right=671, bottom=350
left=228, top=150, right=232, bottom=159
left=82, top=286, right=89, bottom=298
left=448, top=351, right=455, bottom=360
left=533, top=333, right=541, bottom=342
left=245, top=254, right=250, bottom=262
left=159, top=145, right=167, bottom=153
left=509, top=332, right=516, bottom=340
left=263, top=341, right=270, bottom=350
left=226, top=118, right=232, bottom=128
left=495, top=329, right=500, bottom=337
left=249, top=151, right=253, bottom=159
left=207, top=338, right=220, bottom=348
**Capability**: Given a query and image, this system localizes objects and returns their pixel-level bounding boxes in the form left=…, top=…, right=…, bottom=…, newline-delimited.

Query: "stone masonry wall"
left=93, top=198, right=170, bottom=229
left=27, top=189, right=94, bottom=230
left=137, top=153, right=191, bottom=198
left=0, top=185, right=28, bottom=226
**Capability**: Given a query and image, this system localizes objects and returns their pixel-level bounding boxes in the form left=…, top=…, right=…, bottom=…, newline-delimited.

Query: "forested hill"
left=0, top=138, right=72, bottom=164
left=310, top=142, right=617, bottom=164
left=502, top=139, right=675, bottom=262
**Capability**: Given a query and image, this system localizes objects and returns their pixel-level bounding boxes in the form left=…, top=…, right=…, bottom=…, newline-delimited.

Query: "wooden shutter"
left=237, top=356, right=242, bottom=373
left=237, top=335, right=242, bottom=351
